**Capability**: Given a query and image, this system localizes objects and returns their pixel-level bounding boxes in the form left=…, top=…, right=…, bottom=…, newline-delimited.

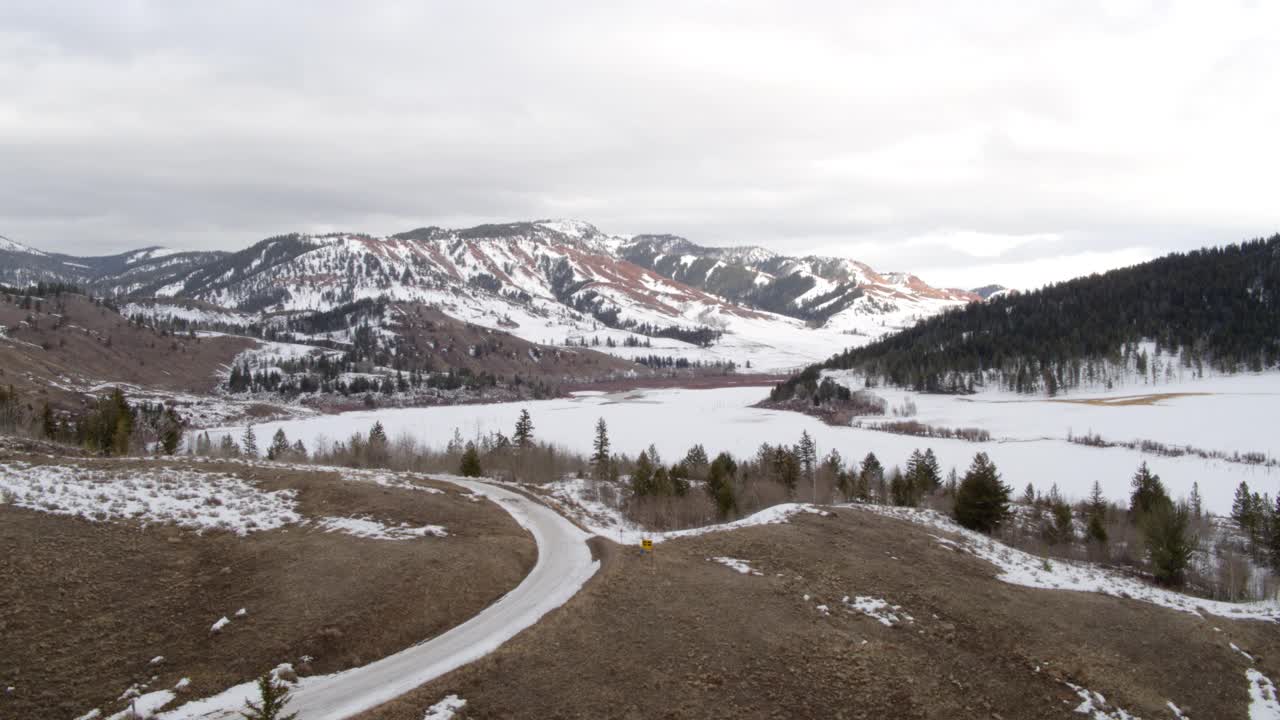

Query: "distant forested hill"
left=774, top=234, right=1280, bottom=398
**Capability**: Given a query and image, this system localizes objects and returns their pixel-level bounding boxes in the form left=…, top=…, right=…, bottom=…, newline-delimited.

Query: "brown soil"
left=0, top=454, right=536, bottom=720
left=361, top=508, right=1278, bottom=720
left=0, top=292, right=252, bottom=409
left=565, top=374, right=786, bottom=393
left=1049, top=392, right=1212, bottom=407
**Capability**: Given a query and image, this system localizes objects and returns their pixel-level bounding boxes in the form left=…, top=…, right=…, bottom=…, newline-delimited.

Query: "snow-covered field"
left=0, top=460, right=450, bottom=541
left=207, top=373, right=1280, bottom=515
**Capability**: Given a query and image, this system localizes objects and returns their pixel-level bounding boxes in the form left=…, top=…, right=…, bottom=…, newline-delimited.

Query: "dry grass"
left=1049, top=392, right=1211, bottom=407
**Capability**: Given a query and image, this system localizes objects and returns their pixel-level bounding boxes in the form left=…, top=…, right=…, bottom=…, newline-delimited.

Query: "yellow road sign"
left=641, top=538, right=653, bottom=552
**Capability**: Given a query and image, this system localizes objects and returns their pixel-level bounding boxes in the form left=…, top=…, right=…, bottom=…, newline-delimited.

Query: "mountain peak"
left=0, top=234, right=46, bottom=257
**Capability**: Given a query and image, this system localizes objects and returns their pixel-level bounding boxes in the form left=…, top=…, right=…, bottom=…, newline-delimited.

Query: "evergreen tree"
left=1143, top=501, right=1195, bottom=587
left=889, top=467, right=916, bottom=507
left=242, top=425, right=259, bottom=458
left=241, top=672, right=298, bottom=720
left=159, top=408, right=183, bottom=455
left=1086, top=480, right=1108, bottom=543
left=1189, top=481, right=1203, bottom=519
left=706, top=452, right=738, bottom=519
left=1231, top=481, right=1263, bottom=540
left=1128, top=462, right=1168, bottom=517
left=858, top=452, right=884, bottom=503
left=918, top=448, right=941, bottom=493
left=1268, top=494, right=1280, bottom=572
left=591, top=418, right=610, bottom=479
left=796, top=431, right=817, bottom=495
left=459, top=441, right=483, bottom=477
left=268, top=429, right=290, bottom=460
left=367, top=421, right=389, bottom=465
left=630, top=450, right=656, bottom=496
left=513, top=409, right=534, bottom=449
left=1021, top=482, right=1036, bottom=505
left=953, top=452, right=1010, bottom=533
left=290, top=439, right=308, bottom=460
left=684, top=444, right=709, bottom=471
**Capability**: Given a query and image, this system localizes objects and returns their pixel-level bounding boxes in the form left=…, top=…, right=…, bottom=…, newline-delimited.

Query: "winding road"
left=160, top=478, right=599, bottom=720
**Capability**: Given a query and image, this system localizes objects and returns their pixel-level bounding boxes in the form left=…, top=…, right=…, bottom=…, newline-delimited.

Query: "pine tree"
left=241, top=672, right=298, bottom=720
left=796, top=431, right=817, bottom=495
left=858, top=452, right=884, bottom=503
left=242, top=425, right=259, bottom=458
left=706, top=452, right=737, bottom=519
left=40, top=403, right=55, bottom=439
left=513, top=409, right=534, bottom=449
left=1231, top=481, right=1261, bottom=539
left=684, top=444, right=709, bottom=470
left=1128, top=462, right=1168, bottom=517
left=459, top=441, right=483, bottom=477
left=630, top=450, right=655, bottom=497
left=367, top=421, right=389, bottom=465
left=1143, top=501, right=1195, bottom=587
left=1189, top=481, right=1203, bottom=519
left=918, top=448, right=941, bottom=493
left=268, top=429, right=290, bottom=460
left=953, top=452, right=1010, bottom=533
left=1022, top=483, right=1036, bottom=505
left=1086, top=480, right=1108, bottom=543
left=1268, top=495, right=1280, bottom=572
left=591, top=418, right=610, bottom=479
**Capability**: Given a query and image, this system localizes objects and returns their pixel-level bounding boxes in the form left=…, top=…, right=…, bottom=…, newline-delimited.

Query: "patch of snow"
left=1166, top=701, right=1187, bottom=718
left=149, top=656, right=165, bottom=665
left=235, top=608, right=248, bottom=618
left=866, top=505, right=1280, bottom=623
left=74, top=710, right=102, bottom=720
left=1248, top=669, right=1280, bottom=720
left=0, top=461, right=301, bottom=535
left=1233, top=642, right=1256, bottom=662
left=422, top=694, right=467, bottom=720
left=107, top=689, right=175, bottom=720
left=709, top=557, right=763, bottom=575
left=210, top=617, right=230, bottom=634
left=842, top=595, right=913, bottom=627
left=316, top=516, right=448, bottom=540
left=174, top=678, right=190, bottom=691
left=1064, top=682, right=1138, bottom=719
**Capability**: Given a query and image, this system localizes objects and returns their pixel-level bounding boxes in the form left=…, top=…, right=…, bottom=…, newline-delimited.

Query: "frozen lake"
left=207, top=380, right=1280, bottom=516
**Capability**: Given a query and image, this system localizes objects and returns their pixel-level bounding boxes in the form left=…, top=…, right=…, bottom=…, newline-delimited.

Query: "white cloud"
left=0, top=0, right=1276, bottom=286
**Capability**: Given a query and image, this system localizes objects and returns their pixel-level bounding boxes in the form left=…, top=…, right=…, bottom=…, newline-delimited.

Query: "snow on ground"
left=540, top=476, right=829, bottom=545
left=120, top=302, right=254, bottom=327
left=862, top=505, right=1280, bottom=623
left=709, top=557, right=763, bottom=575
left=213, top=383, right=1280, bottom=515
left=1063, top=682, right=1139, bottom=720
left=0, top=461, right=301, bottom=535
left=826, top=369, right=1280, bottom=461
left=106, top=689, right=175, bottom=720
left=1249, top=669, right=1280, bottom=719
left=0, top=459, right=455, bottom=540
left=842, top=595, right=913, bottom=627
left=317, top=516, right=448, bottom=540
left=422, top=694, right=467, bottom=720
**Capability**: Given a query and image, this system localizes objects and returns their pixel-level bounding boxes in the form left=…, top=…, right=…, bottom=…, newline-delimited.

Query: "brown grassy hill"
left=0, top=291, right=251, bottom=409
left=364, top=507, right=1279, bottom=720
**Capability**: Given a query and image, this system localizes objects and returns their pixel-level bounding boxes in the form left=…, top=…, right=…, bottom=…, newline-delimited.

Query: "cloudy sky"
left=2, top=1, right=1278, bottom=289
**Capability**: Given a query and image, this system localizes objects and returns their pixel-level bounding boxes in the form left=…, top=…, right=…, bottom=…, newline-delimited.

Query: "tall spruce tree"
left=242, top=425, right=259, bottom=458
left=1128, top=462, right=1168, bottom=517
left=513, top=409, right=534, bottom=449
left=858, top=452, right=884, bottom=503
left=953, top=452, right=1010, bottom=533
left=1143, top=501, right=1195, bottom=587
left=268, top=429, right=290, bottom=460
left=459, top=441, right=483, bottom=477
left=591, top=418, right=610, bottom=479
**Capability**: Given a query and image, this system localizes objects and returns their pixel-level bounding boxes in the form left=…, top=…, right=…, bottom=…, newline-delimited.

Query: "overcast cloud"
left=2, top=0, right=1278, bottom=289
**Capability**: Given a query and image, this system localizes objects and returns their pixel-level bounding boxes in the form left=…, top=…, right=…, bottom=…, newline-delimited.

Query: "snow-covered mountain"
left=2, top=221, right=984, bottom=371
left=0, top=236, right=225, bottom=294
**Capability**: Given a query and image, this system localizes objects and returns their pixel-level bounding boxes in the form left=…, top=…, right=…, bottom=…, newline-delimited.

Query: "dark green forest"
left=774, top=234, right=1280, bottom=398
